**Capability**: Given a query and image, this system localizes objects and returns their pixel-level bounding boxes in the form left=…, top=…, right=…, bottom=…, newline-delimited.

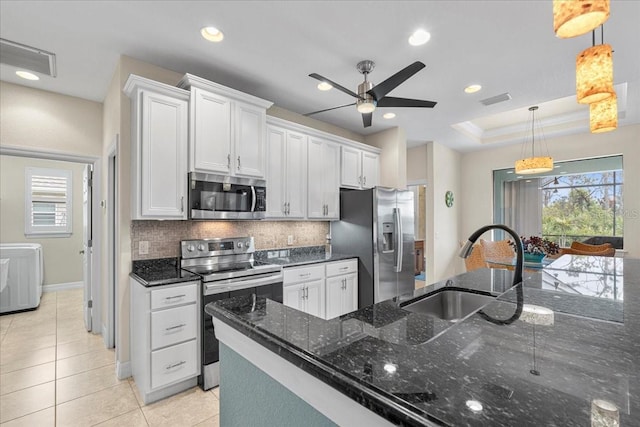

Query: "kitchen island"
left=206, top=255, right=640, bottom=426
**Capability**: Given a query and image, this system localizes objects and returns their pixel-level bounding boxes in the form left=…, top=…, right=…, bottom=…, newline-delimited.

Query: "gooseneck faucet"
left=459, top=224, right=524, bottom=325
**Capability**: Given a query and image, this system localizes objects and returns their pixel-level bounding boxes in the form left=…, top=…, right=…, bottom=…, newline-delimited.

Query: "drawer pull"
left=165, top=294, right=186, bottom=300
left=166, top=361, right=186, bottom=370
left=299, top=273, right=311, bottom=278
left=165, top=323, right=186, bottom=331
left=339, top=267, right=349, bottom=271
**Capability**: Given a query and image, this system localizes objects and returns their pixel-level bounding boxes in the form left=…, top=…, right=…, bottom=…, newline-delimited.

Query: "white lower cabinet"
left=131, top=279, right=200, bottom=404
left=283, top=259, right=358, bottom=320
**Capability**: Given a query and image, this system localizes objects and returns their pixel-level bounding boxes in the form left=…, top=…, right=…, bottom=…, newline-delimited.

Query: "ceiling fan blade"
left=304, top=103, right=356, bottom=116
left=377, top=97, right=437, bottom=108
left=367, top=61, right=426, bottom=100
left=309, top=73, right=363, bottom=100
left=362, top=112, right=372, bottom=128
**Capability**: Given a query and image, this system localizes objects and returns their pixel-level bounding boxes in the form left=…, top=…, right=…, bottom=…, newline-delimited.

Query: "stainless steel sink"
left=401, top=290, right=495, bottom=322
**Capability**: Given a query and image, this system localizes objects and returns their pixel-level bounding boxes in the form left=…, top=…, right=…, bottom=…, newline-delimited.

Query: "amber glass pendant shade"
left=590, top=92, right=617, bottom=133
left=576, top=44, right=614, bottom=104
left=553, top=0, right=610, bottom=39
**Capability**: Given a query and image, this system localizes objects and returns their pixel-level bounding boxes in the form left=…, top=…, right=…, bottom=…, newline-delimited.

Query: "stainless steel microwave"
left=189, top=173, right=266, bottom=220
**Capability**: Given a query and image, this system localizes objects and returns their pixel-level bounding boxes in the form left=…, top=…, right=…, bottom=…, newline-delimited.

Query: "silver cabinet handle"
left=287, top=202, right=290, bottom=215
left=165, top=294, right=186, bottom=300
left=283, top=202, right=287, bottom=214
left=227, top=154, right=231, bottom=170
left=363, top=176, right=366, bottom=186
left=79, top=250, right=85, bottom=255
left=299, top=272, right=311, bottom=278
left=339, top=266, right=349, bottom=271
left=165, top=323, right=186, bottom=331
left=237, top=156, right=241, bottom=171
left=181, top=196, right=184, bottom=212
left=166, top=361, right=186, bottom=370
left=304, top=286, right=308, bottom=299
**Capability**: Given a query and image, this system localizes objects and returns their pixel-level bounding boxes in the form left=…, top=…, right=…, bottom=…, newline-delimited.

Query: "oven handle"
left=205, top=272, right=283, bottom=295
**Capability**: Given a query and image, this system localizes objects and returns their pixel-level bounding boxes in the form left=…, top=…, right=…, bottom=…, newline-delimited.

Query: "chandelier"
left=515, top=106, right=554, bottom=175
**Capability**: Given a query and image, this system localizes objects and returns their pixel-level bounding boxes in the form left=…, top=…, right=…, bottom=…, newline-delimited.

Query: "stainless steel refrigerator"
left=331, top=187, right=415, bottom=308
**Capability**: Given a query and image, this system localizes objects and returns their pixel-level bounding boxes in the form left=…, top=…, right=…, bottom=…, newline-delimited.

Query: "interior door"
left=82, top=164, right=93, bottom=332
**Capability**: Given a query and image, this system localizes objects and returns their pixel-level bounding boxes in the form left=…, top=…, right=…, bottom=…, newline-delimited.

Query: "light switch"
left=139, top=241, right=149, bottom=255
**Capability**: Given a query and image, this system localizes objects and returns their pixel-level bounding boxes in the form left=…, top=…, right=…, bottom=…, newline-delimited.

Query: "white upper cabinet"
left=179, top=74, right=273, bottom=179
left=308, top=137, right=340, bottom=220
left=124, top=75, right=189, bottom=220
left=341, top=146, right=379, bottom=189
left=266, top=123, right=307, bottom=219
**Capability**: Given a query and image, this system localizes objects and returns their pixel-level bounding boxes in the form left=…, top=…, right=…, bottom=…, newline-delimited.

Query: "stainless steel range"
left=180, top=237, right=282, bottom=390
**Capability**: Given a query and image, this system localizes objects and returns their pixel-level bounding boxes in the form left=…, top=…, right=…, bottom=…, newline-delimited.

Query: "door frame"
left=0, top=144, right=102, bottom=334
left=105, top=136, right=119, bottom=349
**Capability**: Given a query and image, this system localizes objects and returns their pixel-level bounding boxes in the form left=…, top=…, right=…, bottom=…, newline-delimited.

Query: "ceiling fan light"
left=553, top=0, right=610, bottom=39
left=590, top=92, right=617, bottom=133
left=576, top=44, right=614, bottom=104
left=357, top=100, right=376, bottom=114
left=515, top=157, right=554, bottom=175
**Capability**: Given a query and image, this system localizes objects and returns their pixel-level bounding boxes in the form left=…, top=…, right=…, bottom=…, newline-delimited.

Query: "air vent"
left=480, top=92, right=512, bottom=106
left=0, top=39, right=56, bottom=77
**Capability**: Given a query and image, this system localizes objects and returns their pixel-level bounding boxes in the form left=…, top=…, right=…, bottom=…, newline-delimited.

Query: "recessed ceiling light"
left=409, top=29, right=431, bottom=46
left=16, top=70, right=39, bottom=80
left=464, top=84, right=482, bottom=94
left=383, top=112, right=396, bottom=119
left=317, top=82, right=332, bottom=91
left=201, top=26, right=224, bottom=42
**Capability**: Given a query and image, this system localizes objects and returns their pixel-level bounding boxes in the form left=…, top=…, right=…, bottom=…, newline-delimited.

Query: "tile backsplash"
left=131, top=220, right=330, bottom=260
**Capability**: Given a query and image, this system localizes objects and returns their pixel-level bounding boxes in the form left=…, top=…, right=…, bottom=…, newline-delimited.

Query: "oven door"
left=189, top=173, right=266, bottom=220
left=200, top=272, right=283, bottom=390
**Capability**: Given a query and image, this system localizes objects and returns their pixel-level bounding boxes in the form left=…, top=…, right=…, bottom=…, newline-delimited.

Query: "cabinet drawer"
left=151, top=304, right=198, bottom=350
left=151, top=283, right=198, bottom=310
left=151, top=339, right=198, bottom=389
left=326, top=259, right=358, bottom=277
left=283, top=264, right=324, bottom=284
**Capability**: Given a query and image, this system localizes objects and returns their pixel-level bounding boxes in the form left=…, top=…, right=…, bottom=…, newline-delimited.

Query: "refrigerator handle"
left=394, top=208, right=403, bottom=272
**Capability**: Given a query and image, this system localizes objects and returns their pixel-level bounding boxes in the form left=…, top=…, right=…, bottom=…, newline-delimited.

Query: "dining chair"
left=480, top=239, right=516, bottom=270
left=463, top=243, right=487, bottom=272
left=559, top=247, right=615, bottom=257
left=570, top=241, right=613, bottom=252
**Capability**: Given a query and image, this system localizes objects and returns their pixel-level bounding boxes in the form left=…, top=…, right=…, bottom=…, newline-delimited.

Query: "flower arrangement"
left=511, top=236, right=560, bottom=256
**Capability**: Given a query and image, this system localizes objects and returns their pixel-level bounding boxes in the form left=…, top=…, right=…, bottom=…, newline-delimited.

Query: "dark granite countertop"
left=130, top=257, right=200, bottom=287
left=207, top=255, right=640, bottom=426
left=255, top=245, right=357, bottom=267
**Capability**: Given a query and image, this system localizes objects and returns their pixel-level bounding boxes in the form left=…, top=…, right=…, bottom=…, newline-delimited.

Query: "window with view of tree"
left=25, top=167, right=73, bottom=236
left=541, top=171, right=623, bottom=246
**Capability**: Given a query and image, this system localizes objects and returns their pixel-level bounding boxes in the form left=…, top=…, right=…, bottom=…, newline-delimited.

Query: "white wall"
left=0, top=155, right=86, bottom=285
left=365, top=127, right=407, bottom=189
left=460, top=124, right=640, bottom=258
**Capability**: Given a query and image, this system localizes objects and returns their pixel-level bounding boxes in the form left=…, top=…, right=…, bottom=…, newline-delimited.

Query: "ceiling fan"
left=305, top=60, right=437, bottom=128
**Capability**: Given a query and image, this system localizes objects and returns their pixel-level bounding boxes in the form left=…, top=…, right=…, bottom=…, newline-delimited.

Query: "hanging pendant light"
left=577, top=43, right=614, bottom=104
left=553, top=0, right=610, bottom=39
left=515, top=106, right=554, bottom=175
left=590, top=91, right=617, bottom=133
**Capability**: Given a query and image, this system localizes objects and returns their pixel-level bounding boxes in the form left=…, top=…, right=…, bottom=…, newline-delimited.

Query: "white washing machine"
left=0, top=243, right=43, bottom=313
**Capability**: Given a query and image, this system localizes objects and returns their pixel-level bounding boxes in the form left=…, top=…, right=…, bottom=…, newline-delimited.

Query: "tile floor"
left=0, top=289, right=220, bottom=426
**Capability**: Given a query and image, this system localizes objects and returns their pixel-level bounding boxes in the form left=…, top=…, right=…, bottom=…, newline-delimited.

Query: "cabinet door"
left=340, top=146, right=362, bottom=189
left=266, top=126, right=287, bottom=218
left=286, top=131, right=307, bottom=219
left=235, top=102, right=266, bottom=178
left=192, top=88, right=232, bottom=174
left=307, top=137, right=325, bottom=218
left=361, top=152, right=379, bottom=189
left=304, top=279, right=325, bottom=319
left=342, top=273, right=358, bottom=315
left=140, top=90, right=188, bottom=218
left=323, top=141, right=341, bottom=219
left=283, top=283, right=304, bottom=312
left=325, top=276, right=345, bottom=320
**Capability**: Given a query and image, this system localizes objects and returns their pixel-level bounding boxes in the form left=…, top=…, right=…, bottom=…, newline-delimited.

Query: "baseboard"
left=117, top=360, right=132, bottom=380
left=43, top=281, right=83, bottom=292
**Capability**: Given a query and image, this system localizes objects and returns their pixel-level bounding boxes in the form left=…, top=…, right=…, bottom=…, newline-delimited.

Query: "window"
left=493, top=156, right=624, bottom=249
left=25, top=167, right=73, bottom=236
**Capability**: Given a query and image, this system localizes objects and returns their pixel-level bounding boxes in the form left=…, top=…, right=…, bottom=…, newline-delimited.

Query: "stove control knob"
left=186, top=245, right=195, bottom=252
left=237, top=242, right=244, bottom=249
left=197, top=244, right=206, bottom=251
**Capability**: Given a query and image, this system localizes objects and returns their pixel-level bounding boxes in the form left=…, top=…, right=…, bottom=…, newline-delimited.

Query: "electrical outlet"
left=139, top=241, right=149, bottom=255
left=287, top=235, right=294, bottom=245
